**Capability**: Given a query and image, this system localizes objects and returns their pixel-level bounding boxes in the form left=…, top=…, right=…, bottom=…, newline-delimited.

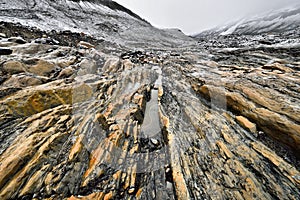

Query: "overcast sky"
left=114, top=0, right=299, bottom=34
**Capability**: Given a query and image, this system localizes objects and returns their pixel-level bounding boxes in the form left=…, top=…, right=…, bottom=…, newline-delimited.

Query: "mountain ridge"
left=195, top=4, right=300, bottom=37
left=59, top=0, right=148, bottom=22
left=0, top=0, right=194, bottom=48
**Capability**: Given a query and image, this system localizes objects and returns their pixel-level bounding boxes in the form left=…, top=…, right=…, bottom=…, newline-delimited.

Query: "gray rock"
left=150, top=138, right=159, bottom=146
left=0, top=33, right=6, bottom=38
left=8, top=37, right=27, bottom=44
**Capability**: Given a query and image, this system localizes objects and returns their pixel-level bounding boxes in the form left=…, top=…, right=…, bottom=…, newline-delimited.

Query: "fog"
left=115, top=0, right=299, bottom=34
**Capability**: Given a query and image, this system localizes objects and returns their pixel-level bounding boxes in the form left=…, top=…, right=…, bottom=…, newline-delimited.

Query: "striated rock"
left=193, top=80, right=300, bottom=153
left=263, top=62, right=293, bottom=73
left=0, top=12, right=299, bottom=200
left=236, top=116, right=257, bottom=134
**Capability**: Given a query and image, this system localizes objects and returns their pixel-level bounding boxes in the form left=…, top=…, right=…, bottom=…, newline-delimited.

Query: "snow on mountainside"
left=0, top=0, right=194, bottom=48
left=195, top=5, right=300, bottom=37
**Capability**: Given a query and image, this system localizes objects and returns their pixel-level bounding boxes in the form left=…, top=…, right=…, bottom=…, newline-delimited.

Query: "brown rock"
left=0, top=81, right=94, bottom=118
left=77, top=41, right=95, bottom=49
left=122, top=59, right=134, bottom=70
left=236, top=116, right=257, bottom=134
left=103, top=57, right=121, bottom=73
left=57, top=56, right=77, bottom=68
left=57, top=67, right=75, bottom=78
left=2, top=60, right=27, bottom=74
left=11, top=43, right=54, bottom=55
left=2, top=74, right=43, bottom=88
left=263, top=63, right=293, bottom=73
left=216, top=140, right=233, bottom=159
left=28, top=59, right=57, bottom=76
left=1, top=23, right=300, bottom=200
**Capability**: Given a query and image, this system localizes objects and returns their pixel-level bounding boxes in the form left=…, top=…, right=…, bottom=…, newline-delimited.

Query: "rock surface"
left=0, top=27, right=299, bottom=200
left=0, top=1, right=300, bottom=200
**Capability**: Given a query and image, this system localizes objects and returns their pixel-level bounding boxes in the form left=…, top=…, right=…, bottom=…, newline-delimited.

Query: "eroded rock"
left=0, top=23, right=299, bottom=200
left=2, top=60, right=27, bottom=74
left=236, top=116, right=257, bottom=134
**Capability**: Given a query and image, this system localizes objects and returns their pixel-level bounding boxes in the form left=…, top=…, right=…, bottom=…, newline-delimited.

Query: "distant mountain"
left=0, top=0, right=194, bottom=48
left=195, top=5, right=300, bottom=37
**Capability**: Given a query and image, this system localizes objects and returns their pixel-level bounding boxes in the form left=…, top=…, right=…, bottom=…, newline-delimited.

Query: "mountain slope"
left=195, top=5, right=300, bottom=36
left=0, top=0, right=194, bottom=48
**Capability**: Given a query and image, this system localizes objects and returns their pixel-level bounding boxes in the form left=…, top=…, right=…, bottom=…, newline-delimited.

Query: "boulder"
left=28, top=59, right=58, bottom=76
left=2, top=60, right=27, bottom=74
left=77, top=58, right=97, bottom=75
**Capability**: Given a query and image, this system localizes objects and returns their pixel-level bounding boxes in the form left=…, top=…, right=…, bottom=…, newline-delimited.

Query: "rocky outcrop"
left=0, top=24, right=299, bottom=200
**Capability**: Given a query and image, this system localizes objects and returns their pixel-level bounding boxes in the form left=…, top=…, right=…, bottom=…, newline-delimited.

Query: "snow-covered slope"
left=195, top=5, right=300, bottom=37
left=0, top=0, right=195, bottom=48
